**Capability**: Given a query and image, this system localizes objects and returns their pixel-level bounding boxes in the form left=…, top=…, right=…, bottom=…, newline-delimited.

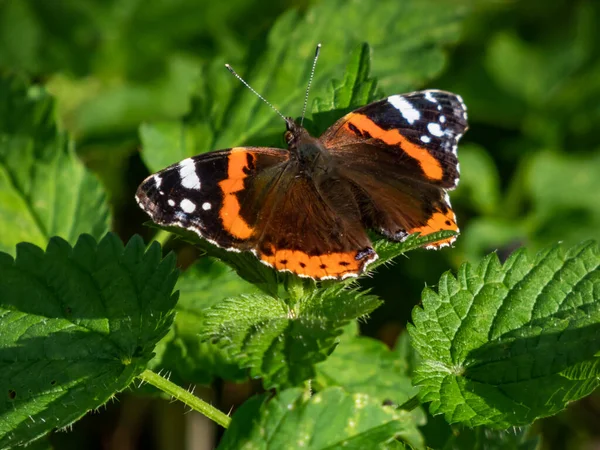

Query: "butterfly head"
left=284, top=117, right=329, bottom=171
left=284, top=118, right=306, bottom=145
left=284, top=117, right=314, bottom=147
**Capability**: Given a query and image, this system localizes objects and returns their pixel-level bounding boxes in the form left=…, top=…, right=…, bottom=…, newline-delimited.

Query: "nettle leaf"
left=409, top=241, right=600, bottom=428
left=315, top=331, right=417, bottom=407
left=311, top=42, right=381, bottom=135
left=371, top=230, right=458, bottom=272
left=219, top=387, right=423, bottom=450
left=201, top=285, right=382, bottom=389
left=0, top=74, right=110, bottom=256
left=0, top=233, right=178, bottom=448
left=150, top=257, right=256, bottom=383
left=140, top=0, right=468, bottom=172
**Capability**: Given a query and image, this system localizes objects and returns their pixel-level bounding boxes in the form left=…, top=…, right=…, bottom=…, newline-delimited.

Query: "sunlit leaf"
left=409, top=241, right=600, bottom=428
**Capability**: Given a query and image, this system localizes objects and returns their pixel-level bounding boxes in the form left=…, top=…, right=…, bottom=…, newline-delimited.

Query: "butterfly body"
left=285, top=121, right=330, bottom=171
left=136, top=90, right=467, bottom=280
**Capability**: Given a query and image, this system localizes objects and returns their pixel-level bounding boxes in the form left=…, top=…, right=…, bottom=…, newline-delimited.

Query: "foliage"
left=0, top=0, right=599, bottom=449
left=410, top=241, right=600, bottom=428
left=0, top=234, right=177, bottom=448
left=218, top=388, right=423, bottom=449
left=148, top=257, right=256, bottom=384
left=0, top=75, right=110, bottom=255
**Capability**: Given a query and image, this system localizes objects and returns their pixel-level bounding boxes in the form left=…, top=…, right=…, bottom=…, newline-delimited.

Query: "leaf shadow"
left=461, top=318, right=600, bottom=425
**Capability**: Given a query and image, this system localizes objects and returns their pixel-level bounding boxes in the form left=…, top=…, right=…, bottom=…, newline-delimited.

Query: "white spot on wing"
left=167, top=199, right=175, bottom=207
left=427, top=122, right=444, bottom=137
left=421, top=135, right=431, bottom=143
left=387, top=95, right=420, bottom=124
left=180, top=198, right=196, bottom=213
left=439, top=115, right=446, bottom=123
left=179, top=158, right=201, bottom=190
left=424, top=91, right=438, bottom=103
left=202, top=202, right=211, bottom=211
left=153, top=175, right=162, bottom=189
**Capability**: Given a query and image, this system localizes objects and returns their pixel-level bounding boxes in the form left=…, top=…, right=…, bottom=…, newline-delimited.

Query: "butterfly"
left=136, top=47, right=467, bottom=280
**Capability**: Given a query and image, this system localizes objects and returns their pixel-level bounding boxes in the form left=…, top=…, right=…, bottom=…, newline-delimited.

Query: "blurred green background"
left=1, top=0, right=599, bottom=448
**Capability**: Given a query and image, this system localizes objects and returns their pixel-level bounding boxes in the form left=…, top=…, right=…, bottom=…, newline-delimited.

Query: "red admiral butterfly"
left=136, top=45, right=467, bottom=280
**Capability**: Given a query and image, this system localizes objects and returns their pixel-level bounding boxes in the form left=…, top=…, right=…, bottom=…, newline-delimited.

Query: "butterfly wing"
left=136, top=147, right=289, bottom=251
left=137, top=147, right=376, bottom=279
left=320, top=90, right=468, bottom=247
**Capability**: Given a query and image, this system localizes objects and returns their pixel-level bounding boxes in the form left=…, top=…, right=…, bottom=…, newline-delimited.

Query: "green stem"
left=139, top=369, right=231, bottom=429
left=397, top=394, right=420, bottom=412
left=152, top=229, right=172, bottom=248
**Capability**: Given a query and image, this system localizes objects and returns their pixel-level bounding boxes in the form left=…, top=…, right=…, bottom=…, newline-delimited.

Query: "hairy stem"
left=139, top=369, right=231, bottom=429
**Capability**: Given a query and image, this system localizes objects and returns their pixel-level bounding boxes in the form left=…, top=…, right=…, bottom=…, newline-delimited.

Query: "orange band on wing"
left=345, top=113, right=443, bottom=181
left=260, top=247, right=374, bottom=279
left=409, top=209, right=458, bottom=247
left=218, top=148, right=255, bottom=239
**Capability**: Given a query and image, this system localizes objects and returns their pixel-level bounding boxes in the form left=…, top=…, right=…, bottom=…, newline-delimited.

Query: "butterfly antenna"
left=225, top=64, right=287, bottom=123
left=300, top=43, right=322, bottom=126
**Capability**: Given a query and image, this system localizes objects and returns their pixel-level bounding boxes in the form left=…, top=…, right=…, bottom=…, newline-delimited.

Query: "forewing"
left=136, top=147, right=288, bottom=250
left=321, top=90, right=466, bottom=190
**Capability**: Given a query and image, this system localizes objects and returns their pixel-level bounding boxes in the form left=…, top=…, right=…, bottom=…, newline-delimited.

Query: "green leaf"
left=140, top=0, right=469, bottom=171
left=371, top=231, right=459, bottom=272
left=0, top=233, right=178, bottom=448
left=150, top=257, right=257, bottom=383
left=201, top=285, right=382, bottom=389
left=0, top=74, right=110, bottom=256
left=409, top=241, right=600, bottom=428
left=315, top=333, right=417, bottom=406
left=218, top=387, right=423, bottom=450
left=311, top=42, right=381, bottom=135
